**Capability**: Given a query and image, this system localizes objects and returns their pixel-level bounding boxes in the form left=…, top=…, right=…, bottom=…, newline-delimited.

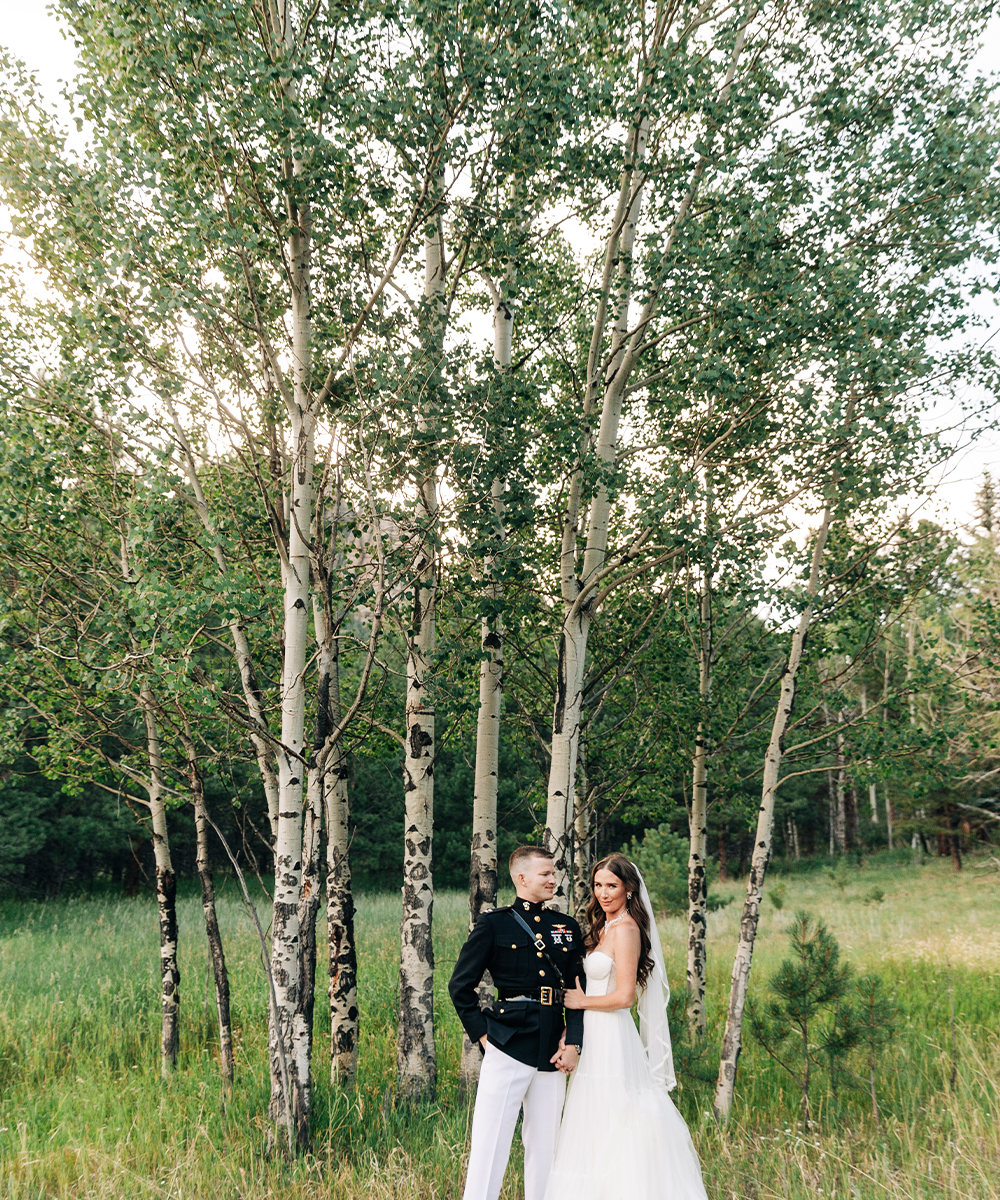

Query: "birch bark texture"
left=185, top=736, right=234, bottom=1084
left=458, top=278, right=511, bottom=1095
left=469, top=281, right=511, bottom=924
left=398, top=211, right=444, bottom=1099
left=325, top=686, right=358, bottom=1082
left=572, top=750, right=592, bottom=924
left=139, top=685, right=180, bottom=1077
left=313, top=546, right=359, bottom=1083
left=266, top=0, right=318, bottom=1145
left=713, top=501, right=836, bottom=1121
left=687, top=568, right=713, bottom=1039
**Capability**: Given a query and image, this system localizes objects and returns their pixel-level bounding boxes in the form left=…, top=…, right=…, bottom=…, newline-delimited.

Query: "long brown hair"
left=584, top=853, right=655, bottom=990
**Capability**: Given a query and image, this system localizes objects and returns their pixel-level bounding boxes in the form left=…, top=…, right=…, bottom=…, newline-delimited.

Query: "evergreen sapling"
left=746, top=912, right=860, bottom=1125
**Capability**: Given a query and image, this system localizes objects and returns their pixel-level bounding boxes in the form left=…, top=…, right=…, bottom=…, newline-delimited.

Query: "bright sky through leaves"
left=3, top=1, right=998, bottom=530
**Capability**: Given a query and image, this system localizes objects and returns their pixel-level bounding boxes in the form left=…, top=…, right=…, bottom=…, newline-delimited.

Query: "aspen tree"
left=180, top=726, right=234, bottom=1085
left=687, top=558, right=713, bottom=1039
left=714, top=494, right=836, bottom=1120
left=311, top=483, right=364, bottom=1082
left=458, top=275, right=511, bottom=1095
left=398, top=210, right=445, bottom=1099
left=139, top=685, right=181, bottom=1077
left=544, top=12, right=751, bottom=902
left=835, top=719, right=848, bottom=853
left=861, top=684, right=878, bottom=823
left=169, top=413, right=281, bottom=845
left=323, top=624, right=358, bottom=1082
left=571, top=751, right=592, bottom=923
left=260, top=0, right=320, bottom=1141
left=545, top=110, right=652, bottom=900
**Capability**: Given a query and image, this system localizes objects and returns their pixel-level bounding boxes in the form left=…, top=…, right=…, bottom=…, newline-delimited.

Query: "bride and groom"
left=449, top=846, right=707, bottom=1200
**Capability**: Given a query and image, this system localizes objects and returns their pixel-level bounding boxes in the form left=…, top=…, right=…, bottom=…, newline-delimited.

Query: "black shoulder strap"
left=510, top=908, right=565, bottom=985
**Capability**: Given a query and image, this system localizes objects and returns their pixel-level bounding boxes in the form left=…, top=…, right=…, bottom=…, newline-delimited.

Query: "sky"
left=2, top=3, right=998, bottom=533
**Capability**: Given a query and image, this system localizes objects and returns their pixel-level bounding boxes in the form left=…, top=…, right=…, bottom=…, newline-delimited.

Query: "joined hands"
left=550, top=1034, right=579, bottom=1075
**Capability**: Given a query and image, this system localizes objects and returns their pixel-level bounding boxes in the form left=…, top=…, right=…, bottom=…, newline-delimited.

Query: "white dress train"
left=543, top=952, right=708, bottom=1200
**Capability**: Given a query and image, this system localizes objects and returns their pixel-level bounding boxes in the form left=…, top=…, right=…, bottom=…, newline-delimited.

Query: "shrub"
left=826, top=859, right=851, bottom=896
left=625, top=824, right=729, bottom=916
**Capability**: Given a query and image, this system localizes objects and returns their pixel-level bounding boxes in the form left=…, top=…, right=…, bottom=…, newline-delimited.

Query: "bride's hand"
left=563, top=976, right=587, bottom=1009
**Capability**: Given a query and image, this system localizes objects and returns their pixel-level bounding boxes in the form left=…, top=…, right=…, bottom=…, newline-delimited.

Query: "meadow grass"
left=1, top=852, right=998, bottom=1199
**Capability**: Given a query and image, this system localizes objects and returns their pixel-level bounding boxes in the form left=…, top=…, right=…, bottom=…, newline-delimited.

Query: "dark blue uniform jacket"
left=448, top=898, right=587, bottom=1071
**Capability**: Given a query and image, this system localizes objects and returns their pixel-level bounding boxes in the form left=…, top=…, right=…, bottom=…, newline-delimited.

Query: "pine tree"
left=746, top=912, right=859, bottom=1125
left=853, top=973, right=898, bottom=1128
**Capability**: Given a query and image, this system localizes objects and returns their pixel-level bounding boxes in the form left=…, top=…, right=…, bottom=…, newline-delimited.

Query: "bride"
left=543, top=853, right=708, bottom=1200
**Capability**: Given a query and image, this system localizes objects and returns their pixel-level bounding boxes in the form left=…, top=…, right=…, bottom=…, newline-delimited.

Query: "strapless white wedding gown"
left=543, top=951, right=708, bottom=1200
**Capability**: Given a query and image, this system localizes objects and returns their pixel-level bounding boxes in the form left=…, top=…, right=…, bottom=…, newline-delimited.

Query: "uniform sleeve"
left=565, top=917, right=587, bottom=1046
left=448, top=913, right=493, bottom=1044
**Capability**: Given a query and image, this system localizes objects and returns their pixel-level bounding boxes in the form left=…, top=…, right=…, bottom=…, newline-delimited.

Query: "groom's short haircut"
left=509, top=845, right=554, bottom=876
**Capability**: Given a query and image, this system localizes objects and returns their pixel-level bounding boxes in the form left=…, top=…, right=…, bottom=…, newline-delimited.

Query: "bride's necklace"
left=601, top=910, right=627, bottom=938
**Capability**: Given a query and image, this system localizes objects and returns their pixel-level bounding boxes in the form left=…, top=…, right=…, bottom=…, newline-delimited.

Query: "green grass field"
left=1, top=852, right=998, bottom=1199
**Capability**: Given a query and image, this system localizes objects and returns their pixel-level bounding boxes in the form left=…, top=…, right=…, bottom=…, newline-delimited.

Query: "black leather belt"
left=499, top=987, right=563, bottom=1006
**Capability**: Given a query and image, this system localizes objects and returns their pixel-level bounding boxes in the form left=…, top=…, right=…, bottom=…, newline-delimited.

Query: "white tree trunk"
left=572, top=749, right=592, bottom=924
left=326, top=737, right=357, bottom=1081
left=169, top=413, right=281, bottom=844
left=545, top=119, right=650, bottom=905
left=398, top=212, right=443, bottom=1099
left=185, top=736, right=234, bottom=1084
left=268, top=0, right=316, bottom=1143
left=139, top=685, right=180, bottom=1077
left=827, top=768, right=836, bottom=854
left=294, top=753, right=323, bottom=1106
left=458, top=274, right=509, bottom=1092
left=468, top=485, right=505, bottom=924
left=713, top=503, right=835, bottom=1121
left=835, top=721, right=847, bottom=853
left=822, top=701, right=839, bottom=853
left=860, top=684, right=878, bottom=822
left=269, top=422, right=314, bottom=1143
left=687, top=573, right=712, bottom=1039
left=885, top=787, right=895, bottom=849
left=542, top=19, right=751, bottom=903
left=546, top=613, right=590, bottom=905
left=313, top=588, right=359, bottom=1083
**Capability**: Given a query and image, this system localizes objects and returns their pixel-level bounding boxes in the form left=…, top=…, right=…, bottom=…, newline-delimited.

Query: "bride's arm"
left=563, top=927, right=639, bottom=1012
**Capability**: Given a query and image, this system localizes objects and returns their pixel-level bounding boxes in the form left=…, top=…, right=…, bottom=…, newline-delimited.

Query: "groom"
left=449, top=845, right=587, bottom=1200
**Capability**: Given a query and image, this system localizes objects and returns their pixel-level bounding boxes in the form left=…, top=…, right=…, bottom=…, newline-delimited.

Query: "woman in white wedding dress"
left=543, top=853, right=708, bottom=1200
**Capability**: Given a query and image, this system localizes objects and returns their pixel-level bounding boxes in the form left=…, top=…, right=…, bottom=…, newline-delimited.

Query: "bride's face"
left=593, top=868, right=627, bottom=917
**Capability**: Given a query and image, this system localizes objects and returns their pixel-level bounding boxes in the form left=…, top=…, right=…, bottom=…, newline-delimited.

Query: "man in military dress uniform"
left=449, top=845, right=587, bottom=1200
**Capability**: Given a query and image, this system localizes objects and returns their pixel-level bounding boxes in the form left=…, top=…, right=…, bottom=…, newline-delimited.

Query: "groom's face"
left=513, top=855, right=557, bottom=904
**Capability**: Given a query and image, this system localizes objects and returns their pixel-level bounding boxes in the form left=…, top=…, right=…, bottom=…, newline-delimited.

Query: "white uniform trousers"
left=462, top=1042, right=566, bottom=1200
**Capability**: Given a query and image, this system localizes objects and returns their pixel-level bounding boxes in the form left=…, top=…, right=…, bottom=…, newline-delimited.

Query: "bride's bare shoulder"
left=605, top=916, right=641, bottom=952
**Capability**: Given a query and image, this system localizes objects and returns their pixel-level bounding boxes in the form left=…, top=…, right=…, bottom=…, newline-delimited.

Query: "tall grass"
left=1, top=854, right=997, bottom=1198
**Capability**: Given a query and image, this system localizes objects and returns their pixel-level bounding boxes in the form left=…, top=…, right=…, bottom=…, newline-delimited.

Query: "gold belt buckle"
left=539, top=986, right=553, bottom=1006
